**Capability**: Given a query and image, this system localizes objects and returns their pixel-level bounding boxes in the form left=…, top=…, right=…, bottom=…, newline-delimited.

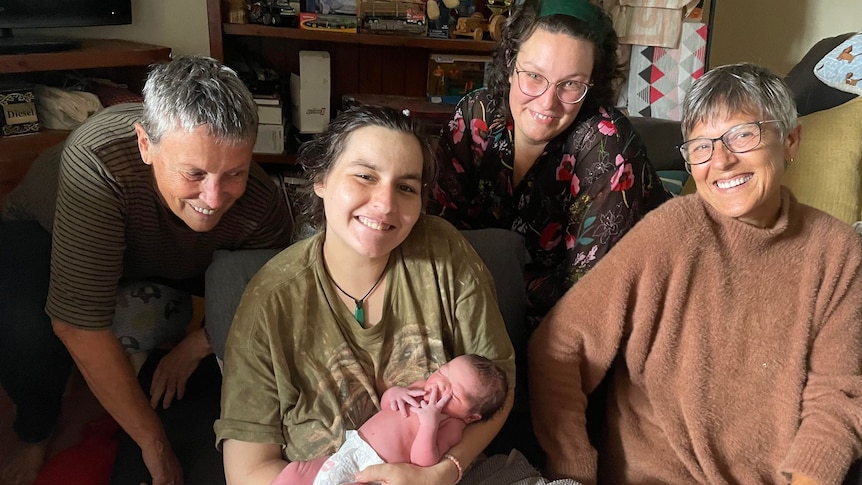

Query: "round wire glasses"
left=513, top=67, right=591, bottom=104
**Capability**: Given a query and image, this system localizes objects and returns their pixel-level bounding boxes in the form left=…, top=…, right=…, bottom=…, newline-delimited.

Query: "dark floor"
left=0, top=366, right=108, bottom=478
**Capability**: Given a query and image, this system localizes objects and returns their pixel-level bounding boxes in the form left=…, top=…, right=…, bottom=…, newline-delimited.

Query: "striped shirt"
left=47, top=103, right=293, bottom=329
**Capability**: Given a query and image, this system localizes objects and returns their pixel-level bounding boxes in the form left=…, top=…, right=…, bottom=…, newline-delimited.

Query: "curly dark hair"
left=295, top=105, right=437, bottom=231
left=486, top=0, right=625, bottom=117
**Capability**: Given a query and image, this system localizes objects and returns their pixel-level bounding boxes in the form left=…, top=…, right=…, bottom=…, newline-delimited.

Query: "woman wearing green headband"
left=428, top=0, right=670, bottom=462
left=428, top=0, right=670, bottom=331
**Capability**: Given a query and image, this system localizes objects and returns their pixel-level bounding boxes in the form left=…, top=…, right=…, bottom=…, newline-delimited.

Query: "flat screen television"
left=0, top=0, right=133, bottom=54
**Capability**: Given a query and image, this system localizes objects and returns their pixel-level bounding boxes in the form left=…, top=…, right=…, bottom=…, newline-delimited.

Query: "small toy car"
left=248, top=0, right=299, bottom=27
left=452, top=12, right=505, bottom=41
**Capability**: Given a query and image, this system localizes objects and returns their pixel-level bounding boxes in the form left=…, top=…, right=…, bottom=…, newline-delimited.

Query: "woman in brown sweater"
left=529, top=63, right=862, bottom=485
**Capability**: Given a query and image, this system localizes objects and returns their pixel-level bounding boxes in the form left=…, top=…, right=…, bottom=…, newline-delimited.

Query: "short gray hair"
left=681, top=63, right=797, bottom=140
left=141, top=55, right=258, bottom=144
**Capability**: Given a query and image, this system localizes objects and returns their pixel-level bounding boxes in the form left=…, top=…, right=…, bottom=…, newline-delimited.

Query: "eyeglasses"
left=678, top=120, right=780, bottom=171
left=513, top=67, right=591, bottom=104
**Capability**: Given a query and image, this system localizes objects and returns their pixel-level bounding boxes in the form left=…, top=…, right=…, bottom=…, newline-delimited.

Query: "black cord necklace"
left=324, top=261, right=388, bottom=328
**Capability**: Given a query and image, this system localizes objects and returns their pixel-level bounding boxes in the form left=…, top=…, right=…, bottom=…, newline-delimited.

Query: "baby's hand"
left=415, top=386, right=451, bottom=426
left=385, top=386, right=425, bottom=417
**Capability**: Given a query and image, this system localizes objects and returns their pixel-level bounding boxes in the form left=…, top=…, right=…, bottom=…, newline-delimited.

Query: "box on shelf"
left=426, top=4, right=451, bottom=38
left=253, top=123, right=285, bottom=154
left=254, top=95, right=283, bottom=125
left=317, top=0, right=357, bottom=14
left=298, top=12, right=358, bottom=32
left=359, top=1, right=427, bottom=36
left=0, top=85, right=39, bottom=136
left=426, top=54, right=492, bottom=104
left=290, top=50, right=331, bottom=134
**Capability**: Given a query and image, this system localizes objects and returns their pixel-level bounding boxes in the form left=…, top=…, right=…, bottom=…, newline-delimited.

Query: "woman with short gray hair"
left=530, top=63, right=862, bottom=485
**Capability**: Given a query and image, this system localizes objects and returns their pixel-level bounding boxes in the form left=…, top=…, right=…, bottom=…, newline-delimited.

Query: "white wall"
left=710, top=0, right=861, bottom=75
left=20, top=0, right=210, bottom=57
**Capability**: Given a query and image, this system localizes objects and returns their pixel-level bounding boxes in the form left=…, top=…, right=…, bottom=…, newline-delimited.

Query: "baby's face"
left=424, top=357, right=482, bottom=421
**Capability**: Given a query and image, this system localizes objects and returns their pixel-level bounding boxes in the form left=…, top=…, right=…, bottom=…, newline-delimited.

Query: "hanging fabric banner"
left=624, top=21, right=708, bottom=120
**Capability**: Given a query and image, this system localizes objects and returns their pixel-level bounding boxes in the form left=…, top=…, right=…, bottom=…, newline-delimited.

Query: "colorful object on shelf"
left=625, top=22, right=707, bottom=121
left=299, top=12, right=358, bottom=32
left=359, top=0, right=427, bottom=36
left=427, top=54, right=492, bottom=104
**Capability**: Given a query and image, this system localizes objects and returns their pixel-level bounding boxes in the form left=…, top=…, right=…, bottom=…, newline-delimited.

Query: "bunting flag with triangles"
left=624, top=22, right=708, bottom=121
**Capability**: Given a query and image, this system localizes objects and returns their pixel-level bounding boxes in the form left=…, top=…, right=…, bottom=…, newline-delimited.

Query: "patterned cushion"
left=814, top=32, right=862, bottom=96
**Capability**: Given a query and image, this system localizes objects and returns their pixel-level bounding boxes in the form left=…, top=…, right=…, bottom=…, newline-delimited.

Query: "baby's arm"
left=380, top=380, right=426, bottom=417
left=410, top=387, right=464, bottom=466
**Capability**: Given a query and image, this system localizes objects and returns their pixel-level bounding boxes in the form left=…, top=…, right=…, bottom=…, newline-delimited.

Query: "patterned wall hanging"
left=625, top=21, right=708, bottom=120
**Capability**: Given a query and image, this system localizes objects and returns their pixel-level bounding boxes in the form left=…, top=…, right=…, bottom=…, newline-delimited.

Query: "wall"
left=20, top=0, right=210, bottom=56
left=710, top=0, right=861, bottom=75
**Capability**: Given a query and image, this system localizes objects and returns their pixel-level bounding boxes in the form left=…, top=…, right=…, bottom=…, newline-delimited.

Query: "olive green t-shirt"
left=215, top=215, right=515, bottom=460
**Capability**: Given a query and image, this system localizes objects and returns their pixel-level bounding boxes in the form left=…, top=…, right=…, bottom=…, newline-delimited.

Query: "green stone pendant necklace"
left=326, top=263, right=387, bottom=328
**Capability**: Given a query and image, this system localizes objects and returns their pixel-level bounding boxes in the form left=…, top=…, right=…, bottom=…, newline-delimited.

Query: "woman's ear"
left=313, top=179, right=326, bottom=198
left=784, top=123, right=802, bottom=162
left=134, top=123, right=153, bottom=165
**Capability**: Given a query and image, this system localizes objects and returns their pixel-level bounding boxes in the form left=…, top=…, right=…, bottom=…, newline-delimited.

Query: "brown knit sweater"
left=530, top=188, right=862, bottom=485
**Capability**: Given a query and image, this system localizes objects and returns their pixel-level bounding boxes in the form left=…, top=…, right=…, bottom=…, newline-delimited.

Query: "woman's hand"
left=149, top=327, right=211, bottom=409
left=355, top=460, right=456, bottom=485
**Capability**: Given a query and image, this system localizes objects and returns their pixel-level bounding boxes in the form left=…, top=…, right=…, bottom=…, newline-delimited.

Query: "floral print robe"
left=428, top=89, right=671, bottom=327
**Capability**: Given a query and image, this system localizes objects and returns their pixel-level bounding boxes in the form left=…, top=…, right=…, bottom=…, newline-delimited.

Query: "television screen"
left=0, top=0, right=132, bottom=30
left=0, top=0, right=132, bottom=53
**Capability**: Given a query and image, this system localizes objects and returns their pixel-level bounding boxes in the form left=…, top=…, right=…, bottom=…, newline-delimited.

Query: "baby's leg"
left=271, top=456, right=328, bottom=485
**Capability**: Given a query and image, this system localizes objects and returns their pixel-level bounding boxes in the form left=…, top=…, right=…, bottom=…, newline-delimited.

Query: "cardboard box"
left=317, top=0, right=357, bottom=14
left=290, top=50, right=331, bottom=134
left=255, top=96, right=283, bottom=125
left=427, top=54, right=492, bottom=104
left=0, top=85, right=39, bottom=136
left=253, top=123, right=285, bottom=154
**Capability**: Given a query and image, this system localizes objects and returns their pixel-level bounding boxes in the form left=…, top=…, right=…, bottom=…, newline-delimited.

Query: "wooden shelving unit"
left=0, top=39, right=171, bottom=204
left=220, top=23, right=497, bottom=54
left=0, top=39, right=171, bottom=74
left=208, top=0, right=500, bottom=165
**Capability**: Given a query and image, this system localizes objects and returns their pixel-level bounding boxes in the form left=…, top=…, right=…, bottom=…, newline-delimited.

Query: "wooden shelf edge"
left=0, top=39, right=172, bottom=74
left=0, top=129, right=70, bottom=162
left=222, top=23, right=498, bottom=53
